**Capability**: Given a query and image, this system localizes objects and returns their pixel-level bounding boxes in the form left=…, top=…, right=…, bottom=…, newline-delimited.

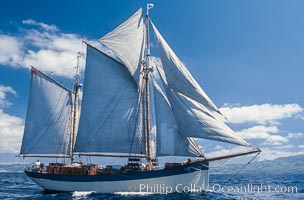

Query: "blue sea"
left=0, top=164, right=303, bottom=200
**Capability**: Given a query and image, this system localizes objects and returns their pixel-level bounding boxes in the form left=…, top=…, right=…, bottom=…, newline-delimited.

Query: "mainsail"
left=20, top=68, right=73, bottom=157
left=74, top=45, right=145, bottom=156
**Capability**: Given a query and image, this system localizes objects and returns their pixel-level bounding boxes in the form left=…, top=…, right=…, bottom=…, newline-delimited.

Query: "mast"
left=144, top=3, right=154, bottom=170
left=71, top=52, right=81, bottom=164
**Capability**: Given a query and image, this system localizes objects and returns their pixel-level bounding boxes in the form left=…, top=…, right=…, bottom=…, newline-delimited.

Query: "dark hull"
left=25, top=162, right=209, bottom=193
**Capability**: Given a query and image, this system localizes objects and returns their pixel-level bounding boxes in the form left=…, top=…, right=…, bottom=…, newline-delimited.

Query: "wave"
left=0, top=169, right=24, bottom=173
left=0, top=162, right=26, bottom=165
left=114, top=192, right=154, bottom=196
left=72, top=191, right=95, bottom=197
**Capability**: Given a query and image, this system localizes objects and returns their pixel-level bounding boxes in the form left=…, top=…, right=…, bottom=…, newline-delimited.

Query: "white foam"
left=206, top=188, right=214, bottom=192
left=72, top=191, right=95, bottom=197
left=0, top=162, right=25, bottom=165
left=114, top=192, right=154, bottom=196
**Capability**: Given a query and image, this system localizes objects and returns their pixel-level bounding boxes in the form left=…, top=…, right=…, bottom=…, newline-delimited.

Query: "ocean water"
left=0, top=165, right=303, bottom=199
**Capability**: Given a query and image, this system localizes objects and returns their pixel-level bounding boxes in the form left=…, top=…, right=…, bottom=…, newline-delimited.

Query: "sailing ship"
left=19, top=5, right=260, bottom=193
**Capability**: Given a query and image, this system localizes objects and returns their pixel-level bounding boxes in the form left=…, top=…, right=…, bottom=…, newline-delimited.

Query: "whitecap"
left=114, top=192, right=154, bottom=196
left=72, top=191, right=95, bottom=197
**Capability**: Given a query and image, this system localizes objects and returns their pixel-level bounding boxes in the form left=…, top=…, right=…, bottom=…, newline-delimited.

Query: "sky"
left=0, top=0, right=304, bottom=164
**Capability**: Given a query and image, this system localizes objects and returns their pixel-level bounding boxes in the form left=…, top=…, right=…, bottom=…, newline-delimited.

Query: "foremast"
left=144, top=3, right=154, bottom=170
left=71, top=52, right=81, bottom=164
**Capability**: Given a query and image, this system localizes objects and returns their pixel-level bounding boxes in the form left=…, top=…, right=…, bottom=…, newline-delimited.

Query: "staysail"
left=20, top=68, right=73, bottom=157
left=164, top=88, right=249, bottom=146
left=152, top=79, right=203, bottom=157
left=99, top=8, right=145, bottom=85
left=151, top=22, right=249, bottom=147
left=74, top=45, right=145, bottom=156
left=151, top=21, right=219, bottom=113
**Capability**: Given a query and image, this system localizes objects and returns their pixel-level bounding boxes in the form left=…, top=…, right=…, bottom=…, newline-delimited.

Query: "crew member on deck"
left=35, top=160, right=41, bottom=168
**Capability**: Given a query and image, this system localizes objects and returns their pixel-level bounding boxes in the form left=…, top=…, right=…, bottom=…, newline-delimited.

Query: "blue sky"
left=0, top=0, right=304, bottom=163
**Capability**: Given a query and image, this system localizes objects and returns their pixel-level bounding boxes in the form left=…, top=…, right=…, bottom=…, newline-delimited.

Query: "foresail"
left=20, top=68, right=73, bottom=156
left=74, top=45, right=145, bottom=156
left=99, top=8, right=145, bottom=85
left=151, top=21, right=219, bottom=113
left=152, top=79, right=203, bottom=157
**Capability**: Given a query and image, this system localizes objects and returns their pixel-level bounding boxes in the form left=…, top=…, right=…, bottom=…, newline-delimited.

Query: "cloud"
left=0, top=35, right=24, bottom=67
left=263, top=135, right=288, bottom=145
left=273, top=144, right=294, bottom=149
left=220, top=103, right=303, bottom=124
left=205, top=146, right=253, bottom=159
left=0, top=84, right=24, bottom=153
left=0, top=109, right=24, bottom=153
left=237, top=125, right=290, bottom=145
left=295, top=114, right=304, bottom=121
left=22, top=28, right=85, bottom=78
left=0, top=19, right=114, bottom=79
left=22, top=19, right=58, bottom=32
left=217, top=103, right=304, bottom=160
left=0, top=19, right=105, bottom=78
left=197, top=102, right=303, bottom=161
left=0, top=85, right=17, bottom=108
left=237, top=125, right=279, bottom=139
left=287, top=132, right=304, bottom=139
left=205, top=145, right=304, bottom=161
left=259, top=147, right=304, bottom=161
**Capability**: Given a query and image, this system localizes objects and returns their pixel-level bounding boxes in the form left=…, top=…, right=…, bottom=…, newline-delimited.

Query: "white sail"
left=151, top=21, right=219, bottom=112
left=74, top=45, right=145, bottom=156
left=152, top=80, right=203, bottom=157
left=20, top=68, right=73, bottom=156
left=99, top=8, right=145, bottom=85
left=163, top=85, right=249, bottom=146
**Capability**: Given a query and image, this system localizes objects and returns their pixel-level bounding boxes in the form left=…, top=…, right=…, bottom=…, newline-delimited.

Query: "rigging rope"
left=49, top=56, right=78, bottom=74
left=223, top=151, right=261, bottom=183
left=206, top=159, right=228, bottom=169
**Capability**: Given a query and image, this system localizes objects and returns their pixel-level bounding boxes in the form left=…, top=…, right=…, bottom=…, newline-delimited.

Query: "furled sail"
left=152, top=80, right=203, bottom=157
left=20, top=68, right=73, bottom=156
left=151, top=21, right=219, bottom=113
left=74, top=45, right=145, bottom=156
left=99, top=8, right=145, bottom=85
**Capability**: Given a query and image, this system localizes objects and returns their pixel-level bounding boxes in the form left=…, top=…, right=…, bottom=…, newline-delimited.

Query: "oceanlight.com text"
left=134, top=183, right=298, bottom=194
left=211, top=184, right=298, bottom=194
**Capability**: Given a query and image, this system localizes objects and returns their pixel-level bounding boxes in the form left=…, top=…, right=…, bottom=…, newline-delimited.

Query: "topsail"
left=99, top=8, right=145, bottom=85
